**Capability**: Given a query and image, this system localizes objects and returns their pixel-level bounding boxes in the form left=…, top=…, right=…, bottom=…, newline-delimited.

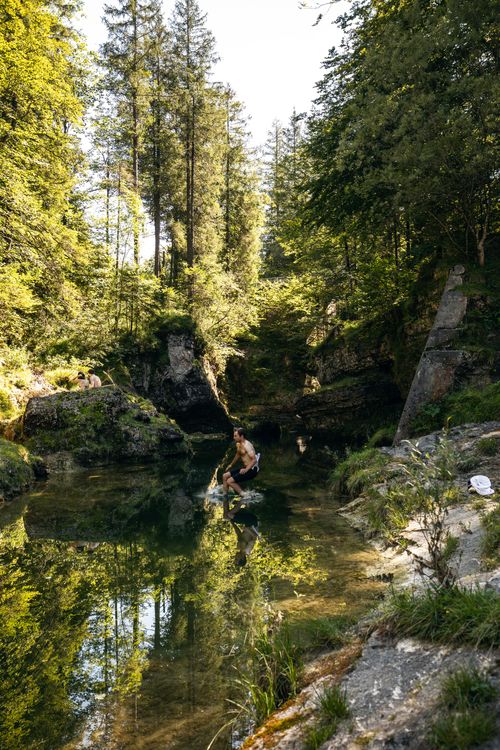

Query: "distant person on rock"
left=75, top=371, right=90, bottom=390
left=223, top=427, right=260, bottom=516
left=88, top=369, right=102, bottom=388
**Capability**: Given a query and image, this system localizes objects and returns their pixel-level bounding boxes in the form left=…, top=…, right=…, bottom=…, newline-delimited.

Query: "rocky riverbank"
left=241, top=423, right=500, bottom=750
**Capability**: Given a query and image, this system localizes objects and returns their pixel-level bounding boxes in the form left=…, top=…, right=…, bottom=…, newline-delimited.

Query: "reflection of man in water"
left=224, top=499, right=260, bottom=567
left=222, top=428, right=259, bottom=514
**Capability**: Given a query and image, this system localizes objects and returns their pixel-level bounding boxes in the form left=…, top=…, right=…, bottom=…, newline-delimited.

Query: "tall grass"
left=237, top=625, right=302, bottom=725
left=385, top=586, right=500, bottom=648
left=480, top=506, right=500, bottom=570
left=330, top=448, right=390, bottom=498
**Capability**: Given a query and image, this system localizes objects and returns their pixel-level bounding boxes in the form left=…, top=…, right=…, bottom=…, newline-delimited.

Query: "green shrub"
left=480, top=506, right=500, bottom=569
left=385, top=586, right=500, bottom=648
left=304, top=723, right=336, bottom=750
left=411, top=382, right=500, bottom=435
left=0, top=387, right=14, bottom=419
left=238, top=623, right=302, bottom=724
left=366, top=425, right=396, bottom=448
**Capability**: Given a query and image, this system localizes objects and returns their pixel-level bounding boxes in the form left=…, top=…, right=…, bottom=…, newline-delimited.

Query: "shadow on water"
left=0, top=436, right=384, bottom=750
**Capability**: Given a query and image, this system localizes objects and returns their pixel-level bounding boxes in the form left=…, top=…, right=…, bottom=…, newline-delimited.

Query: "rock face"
left=22, top=386, right=189, bottom=469
left=0, top=437, right=45, bottom=501
left=296, top=372, right=401, bottom=437
left=126, top=332, right=232, bottom=435
left=394, top=265, right=469, bottom=443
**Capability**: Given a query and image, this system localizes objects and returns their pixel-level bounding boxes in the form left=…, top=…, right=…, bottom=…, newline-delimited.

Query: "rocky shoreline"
left=240, top=423, right=500, bottom=750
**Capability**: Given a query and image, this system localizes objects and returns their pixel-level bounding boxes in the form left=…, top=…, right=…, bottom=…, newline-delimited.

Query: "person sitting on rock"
left=88, top=369, right=102, bottom=388
left=222, top=427, right=260, bottom=516
left=75, top=371, right=90, bottom=390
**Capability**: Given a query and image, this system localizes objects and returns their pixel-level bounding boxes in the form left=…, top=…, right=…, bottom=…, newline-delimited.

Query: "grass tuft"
left=480, top=506, right=500, bottom=570
left=430, top=710, right=496, bottom=749
left=385, top=586, right=500, bottom=648
left=317, top=684, right=350, bottom=722
left=440, top=668, right=497, bottom=710
left=330, top=448, right=390, bottom=498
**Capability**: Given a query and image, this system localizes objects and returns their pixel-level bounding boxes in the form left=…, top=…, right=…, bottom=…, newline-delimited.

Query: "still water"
left=0, top=438, right=383, bottom=750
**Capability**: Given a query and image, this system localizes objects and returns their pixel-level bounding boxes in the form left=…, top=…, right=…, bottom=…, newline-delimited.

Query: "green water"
left=0, top=439, right=383, bottom=750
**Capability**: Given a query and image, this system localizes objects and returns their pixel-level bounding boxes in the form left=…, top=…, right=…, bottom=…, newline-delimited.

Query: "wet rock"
left=0, top=437, right=43, bottom=501
left=22, top=386, right=189, bottom=469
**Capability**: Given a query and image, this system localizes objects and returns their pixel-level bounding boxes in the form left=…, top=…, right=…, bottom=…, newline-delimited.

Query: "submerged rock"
left=0, top=437, right=45, bottom=501
left=22, top=386, right=189, bottom=469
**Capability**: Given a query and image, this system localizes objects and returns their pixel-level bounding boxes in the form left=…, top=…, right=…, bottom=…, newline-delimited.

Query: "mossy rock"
left=0, top=438, right=44, bottom=501
left=22, top=386, right=190, bottom=468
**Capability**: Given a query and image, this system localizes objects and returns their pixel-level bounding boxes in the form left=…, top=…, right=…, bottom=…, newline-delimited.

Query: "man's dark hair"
left=77, top=371, right=85, bottom=378
left=234, top=427, right=246, bottom=438
left=88, top=369, right=95, bottom=374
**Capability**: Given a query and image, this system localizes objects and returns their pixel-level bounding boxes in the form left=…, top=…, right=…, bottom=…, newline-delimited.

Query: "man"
left=88, top=369, right=102, bottom=388
left=222, top=427, right=260, bottom=515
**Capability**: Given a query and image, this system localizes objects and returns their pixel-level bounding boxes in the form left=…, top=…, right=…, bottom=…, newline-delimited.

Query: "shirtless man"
left=222, top=428, right=259, bottom=514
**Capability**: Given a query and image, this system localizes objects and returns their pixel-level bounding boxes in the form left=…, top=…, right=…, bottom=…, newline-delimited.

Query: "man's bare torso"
left=237, top=439, right=255, bottom=467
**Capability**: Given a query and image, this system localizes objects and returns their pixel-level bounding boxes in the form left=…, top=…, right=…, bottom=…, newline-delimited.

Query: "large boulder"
left=22, top=386, right=189, bottom=469
left=0, top=437, right=45, bottom=501
left=125, top=331, right=232, bottom=435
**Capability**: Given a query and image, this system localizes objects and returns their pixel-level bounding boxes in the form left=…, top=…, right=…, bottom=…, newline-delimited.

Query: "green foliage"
left=476, top=437, right=498, bottom=456
left=480, top=507, right=500, bottom=570
left=385, top=586, right=500, bottom=648
left=330, top=448, right=390, bottom=498
left=288, top=615, right=355, bottom=652
left=0, top=439, right=37, bottom=501
left=369, top=437, right=461, bottom=586
left=304, top=722, right=336, bottom=750
left=412, top=382, right=500, bottom=434
left=303, top=685, right=349, bottom=750
left=366, top=425, right=397, bottom=448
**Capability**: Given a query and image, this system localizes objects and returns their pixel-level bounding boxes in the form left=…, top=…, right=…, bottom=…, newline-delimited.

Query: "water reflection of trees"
left=0, top=497, right=326, bottom=750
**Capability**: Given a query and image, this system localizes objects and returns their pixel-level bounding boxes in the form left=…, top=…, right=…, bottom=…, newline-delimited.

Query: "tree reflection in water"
left=0, top=443, right=383, bottom=750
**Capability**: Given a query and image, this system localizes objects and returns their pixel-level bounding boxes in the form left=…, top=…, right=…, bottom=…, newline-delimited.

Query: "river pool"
left=0, top=437, right=383, bottom=750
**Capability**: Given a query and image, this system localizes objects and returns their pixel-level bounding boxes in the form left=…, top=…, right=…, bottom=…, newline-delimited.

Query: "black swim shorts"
left=230, top=465, right=259, bottom=483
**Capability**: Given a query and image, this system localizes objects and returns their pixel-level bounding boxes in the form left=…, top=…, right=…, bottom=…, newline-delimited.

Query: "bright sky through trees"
left=79, top=0, right=348, bottom=146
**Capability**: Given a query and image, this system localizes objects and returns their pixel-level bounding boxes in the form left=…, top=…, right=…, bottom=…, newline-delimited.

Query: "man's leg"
left=223, top=471, right=231, bottom=493
left=227, top=475, right=244, bottom=497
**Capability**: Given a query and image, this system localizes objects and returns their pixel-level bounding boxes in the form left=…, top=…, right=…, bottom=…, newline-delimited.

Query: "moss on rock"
left=0, top=438, right=43, bottom=501
left=22, top=386, right=189, bottom=468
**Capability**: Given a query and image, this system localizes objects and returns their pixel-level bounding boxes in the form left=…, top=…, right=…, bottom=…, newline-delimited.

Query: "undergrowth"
left=411, top=381, right=500, bottom=435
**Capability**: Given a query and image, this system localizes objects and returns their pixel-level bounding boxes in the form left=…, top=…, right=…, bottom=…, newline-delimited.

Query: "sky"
left=79, top=0, right=348, bottom=146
